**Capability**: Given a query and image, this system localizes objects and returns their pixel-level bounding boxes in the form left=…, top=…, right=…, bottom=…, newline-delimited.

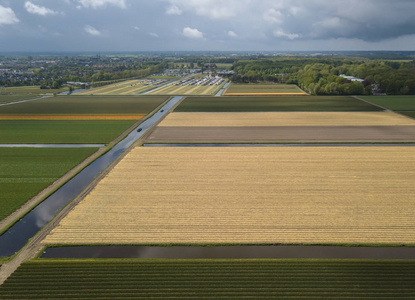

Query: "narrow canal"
left=0, top=96, right=184, bottom=257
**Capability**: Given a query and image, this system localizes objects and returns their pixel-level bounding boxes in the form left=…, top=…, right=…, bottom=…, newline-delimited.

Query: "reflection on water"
left=0, top=97, right=183, bottom=257
left=41, top=245, right=415, bottom=259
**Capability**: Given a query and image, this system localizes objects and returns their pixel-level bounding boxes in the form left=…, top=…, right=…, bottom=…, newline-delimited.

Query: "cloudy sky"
left=0, top=0, right=414, bottom=52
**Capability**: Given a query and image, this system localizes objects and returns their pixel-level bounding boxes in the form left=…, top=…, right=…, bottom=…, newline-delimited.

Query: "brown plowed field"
left=158, top=112, right=415, bottom=127
left=42, top=147, right=415, bottom=245
left=145, top=126, right=415, bottom=143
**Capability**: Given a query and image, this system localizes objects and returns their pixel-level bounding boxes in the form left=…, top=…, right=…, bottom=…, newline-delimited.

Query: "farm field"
left=361, top=95, right=415, bottom=111
left=0, top=96, right=167, bottom=117
left=77, top=79, right=168, bottom=95
left=0, top=86, right=68, bottom=94
left=77, top=76, right=226, bottom=96
left=401, top=112, right=415, bottom=119
left=145, top=76, right=226, bottom=96
left=174, top=96, right=382, bottom=112
left=225, top=83, right=306, bottom=95
left=1, top=259, right=414, bottom=299
left=158, top=111, right=415, bottom=127
left=0, top=120, right=136, bottom=144
left=0, top=147, right=98, bottom=222
left=43, top=147, right=415, bottom=245
left=0, top=95, right=42, bottom=105
left=146, top=126, right=415, bottom=143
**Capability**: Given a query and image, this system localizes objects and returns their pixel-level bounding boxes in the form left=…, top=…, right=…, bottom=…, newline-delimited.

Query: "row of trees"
left=231, top=58, right=415, bottom=95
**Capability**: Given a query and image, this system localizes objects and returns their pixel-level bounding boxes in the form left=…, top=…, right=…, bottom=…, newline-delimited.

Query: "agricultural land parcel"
left=43, top=147, right=415, bottom=245
left=174, top=96, right=382, bottom=112
left=225, top=83, right=306, bottom=95
left=1, top=259, right=414, bottom=299
left=77, top=76, right=226, bottom=96
left=77, top=80, right=158, bottom=95
left=0, top=148, right=98, bottom=222
left=361, top=95, right=415, bottom=111
left=0, top=95, right=43, bottom=105
left=0, top=86, right=68, bottom=95
left=147, top=111, right=415, bottom=143
left=0, top=96, right=167, bottom=143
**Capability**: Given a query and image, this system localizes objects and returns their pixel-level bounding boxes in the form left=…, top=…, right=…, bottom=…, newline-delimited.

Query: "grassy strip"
left=0, top=148, right=98, bottom=222
left=1, top=259, right=414, bottom=298
left=175, top=96, right=382, bottom=112
left=361, top=96, right=415, bottom=111
left=0, top=120, right=136, bottom=144
left=0, top=95, right=42, bottom=105
left=0, top=86, right=68, bottom=94
left=400, top=112, right=415, bottom=119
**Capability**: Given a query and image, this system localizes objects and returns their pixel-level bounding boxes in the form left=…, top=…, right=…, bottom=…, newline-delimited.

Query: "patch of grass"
left=1, top=259, right=414, bottom=298
left=0, top=96, right=168, bottom=116
left=0, top=120, right=136, bottom=144
left=0, top=95, right=42, bottom=105
left=0, top=86, right=68, bottom=94
left=175, top=96, right=382, bottom=112
left=361, top=96, right=415, bottom=111
left=0, top=148, right=98, bottom=221
left=400, top=112, right=415, bottom=119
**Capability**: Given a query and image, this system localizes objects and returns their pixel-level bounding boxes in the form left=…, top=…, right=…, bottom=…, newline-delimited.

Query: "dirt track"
left=145, top=126, right=415, bottom=143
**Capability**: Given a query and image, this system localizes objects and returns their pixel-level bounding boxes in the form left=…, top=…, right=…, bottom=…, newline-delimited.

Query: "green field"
left=0, top=120, right=136, bottom=144
left=401, top=112, right=415, bottom=119
left=362, top=96, right=415, bottom=111
left=1, top=259, right=414, bottom=298
left=175, top=96, right=383, bottom=112
left=0, top=86, right=68, bottom=94
left=0, top=148, right=98, bottom=221
left=0, top=96, right=167, bottom=116
left=225, top=83, right=305, bottom=94
left=0, top=95, right=43, bottom=105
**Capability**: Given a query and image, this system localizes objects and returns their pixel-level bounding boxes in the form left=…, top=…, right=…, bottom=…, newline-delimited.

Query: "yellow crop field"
left=158, top=112, right=415, bottom=127
left=225, top=92, right=306, bottom=96
left=43, top=147, right=415, bottom=245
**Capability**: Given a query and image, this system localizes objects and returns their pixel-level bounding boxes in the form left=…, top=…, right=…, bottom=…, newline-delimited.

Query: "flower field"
left=43, top=146, right=415, bottom=245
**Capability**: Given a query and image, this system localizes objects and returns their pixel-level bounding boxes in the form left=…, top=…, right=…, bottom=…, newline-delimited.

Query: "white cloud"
left=25, top=1, right=58, bottom=16
left=149, top=32, right=159, bottom=37
left=0, top=5, right=19, bottom=25
left=263, top=8, right=283, bottom=24
left=228, top=30, right=238, bottom=38
left=78, top=0, right=126, bottom=9
left=84, top=25, right=102, bottom=36
left=168, top=0, right=247, bottom=19
left=183, top=27, right=203, bottom=39
left=132, top=26, right=140, bottom=31
left=166, top=5, right=182, bottom=15
left=274, top=29, right=300, bottom=40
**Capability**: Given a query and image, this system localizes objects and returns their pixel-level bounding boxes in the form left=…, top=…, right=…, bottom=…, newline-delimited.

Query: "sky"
left=0, top=0, right=415, bottom=52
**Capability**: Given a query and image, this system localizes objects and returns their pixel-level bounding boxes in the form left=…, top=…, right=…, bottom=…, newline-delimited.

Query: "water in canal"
left=0, top=96, right=183, bottom=257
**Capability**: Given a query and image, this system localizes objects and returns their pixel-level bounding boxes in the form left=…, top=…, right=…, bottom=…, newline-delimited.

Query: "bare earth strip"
left=42, top=147, right=415, bottom=245
left=158, top=112, right=415, bottom=127
left=146, top=126, right=415, bottom=143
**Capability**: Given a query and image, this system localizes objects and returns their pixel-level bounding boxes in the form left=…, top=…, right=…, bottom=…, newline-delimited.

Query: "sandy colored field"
left=158, top=112, right=415, bottom=127
left=224, top=83, right=306, bottom=96
left=146, top=126, right=415, bottom=143
left=43, top=147, right=415, bottom=245
left=225, top=92, right=306, bottom=95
